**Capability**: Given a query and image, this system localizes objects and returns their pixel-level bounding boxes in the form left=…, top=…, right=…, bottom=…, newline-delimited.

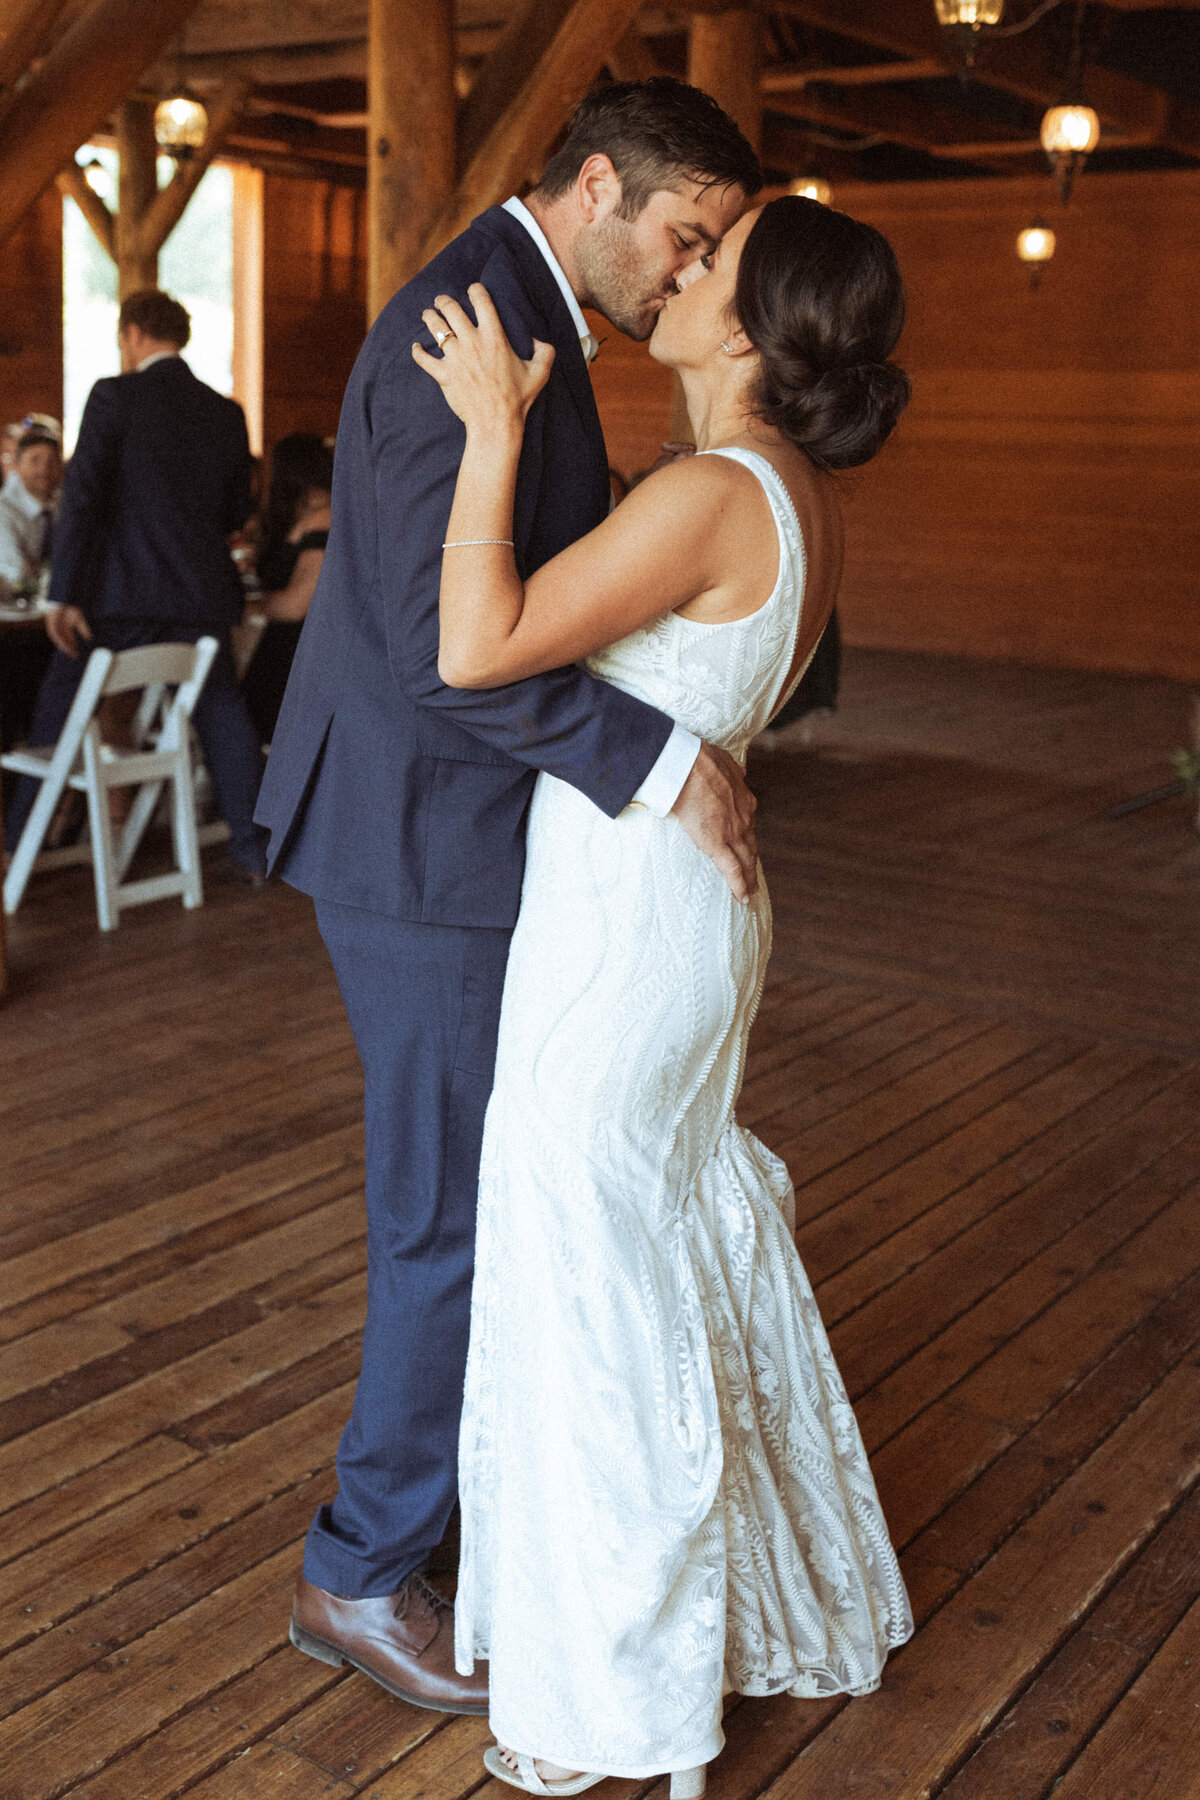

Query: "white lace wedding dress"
left=455, top=447, right=913, bottom=1778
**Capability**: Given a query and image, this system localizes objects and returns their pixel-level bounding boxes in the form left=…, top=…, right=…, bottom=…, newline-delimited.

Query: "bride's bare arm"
left=413, top=286, right=729, bottom=690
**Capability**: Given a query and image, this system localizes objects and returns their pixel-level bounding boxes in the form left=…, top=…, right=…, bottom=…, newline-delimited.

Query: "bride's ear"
left=719, top=325, right=754, bottom=359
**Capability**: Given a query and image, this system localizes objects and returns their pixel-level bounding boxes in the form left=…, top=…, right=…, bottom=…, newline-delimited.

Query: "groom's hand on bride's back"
left=673, top=743, right=759, bottom=902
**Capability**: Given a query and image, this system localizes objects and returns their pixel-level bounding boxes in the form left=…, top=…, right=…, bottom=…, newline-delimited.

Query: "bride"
left=412, top=194, right=913, bottom=1798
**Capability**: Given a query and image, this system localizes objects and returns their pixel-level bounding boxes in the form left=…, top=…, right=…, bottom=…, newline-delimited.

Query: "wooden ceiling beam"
left=0, top=0, right=72, bottom=90
left=771, top=0, right=1188, bottom=146
left=55, top=157, right=115, bottom=257
left=458, top=0, right=581, bottom=172
left=766, top=79, right=1026, bottom=166
left=0, top=0, right=207, bottom=248
left=177, top=40, right=369, bottom=85
left=421, top=0, right=645, bottom=266
left=760, top=116, right=875, bottom=183
left=764, top=59, right=945, bottom=94
left=605, top=28, right=660, bottom=83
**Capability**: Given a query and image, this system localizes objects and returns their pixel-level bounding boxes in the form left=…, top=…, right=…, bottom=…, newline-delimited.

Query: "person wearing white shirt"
left=0, top=427, right=61, bottom=600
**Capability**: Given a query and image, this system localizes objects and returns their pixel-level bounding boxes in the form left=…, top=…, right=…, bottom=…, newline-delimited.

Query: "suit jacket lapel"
left=472, top=207, right=608, bottom=475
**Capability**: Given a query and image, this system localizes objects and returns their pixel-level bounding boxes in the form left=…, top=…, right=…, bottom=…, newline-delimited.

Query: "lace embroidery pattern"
left=454, top=448, right=913, bottom=1778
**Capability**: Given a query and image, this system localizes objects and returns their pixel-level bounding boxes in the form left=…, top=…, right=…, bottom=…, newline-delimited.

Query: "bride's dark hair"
left=734, top=196, right=910, bottom=471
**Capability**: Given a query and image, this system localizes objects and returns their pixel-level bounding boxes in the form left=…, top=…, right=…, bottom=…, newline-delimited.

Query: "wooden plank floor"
left=1, top=648, right=1198, bottom=1800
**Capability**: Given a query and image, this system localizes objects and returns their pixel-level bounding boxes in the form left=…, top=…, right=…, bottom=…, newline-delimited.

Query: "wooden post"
left=55, top=161, right=116, bottom=259
left=117, top=96, right=159, bottom=297
left=57, top=80, right=247, bottom=311
left=688, top=10, right=762, bottom=155
left=670, top=9, right=762, bottom=440
left=367, top=0, right=455, bottom=322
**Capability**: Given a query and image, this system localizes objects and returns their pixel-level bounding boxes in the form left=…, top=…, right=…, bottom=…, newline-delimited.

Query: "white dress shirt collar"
left=502, top=196, right=600, bottom=362
left=135, top=350, right=181, bottom=373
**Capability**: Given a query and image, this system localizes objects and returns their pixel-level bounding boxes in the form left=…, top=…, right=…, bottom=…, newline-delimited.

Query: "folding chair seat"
left=2, top=636, right=218, bottom=930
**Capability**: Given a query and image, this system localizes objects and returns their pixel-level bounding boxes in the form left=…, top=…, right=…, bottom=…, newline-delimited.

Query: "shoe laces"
left=394, top=1570, right=452, bottom=1622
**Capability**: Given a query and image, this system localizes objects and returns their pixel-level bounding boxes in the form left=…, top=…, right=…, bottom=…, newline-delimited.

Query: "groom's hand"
left=672, top=742, right=759, bottom=902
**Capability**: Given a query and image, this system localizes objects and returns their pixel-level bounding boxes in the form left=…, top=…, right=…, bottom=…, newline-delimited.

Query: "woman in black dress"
left=241, top=432, right=334, bottom=744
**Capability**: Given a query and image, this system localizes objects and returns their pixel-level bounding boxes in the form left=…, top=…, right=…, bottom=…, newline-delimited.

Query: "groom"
left=255, top=79, right=762, bottom=1712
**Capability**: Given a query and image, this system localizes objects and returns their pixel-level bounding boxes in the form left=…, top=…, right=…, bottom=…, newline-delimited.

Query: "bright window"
left=62, top=146, right=244, bottom=452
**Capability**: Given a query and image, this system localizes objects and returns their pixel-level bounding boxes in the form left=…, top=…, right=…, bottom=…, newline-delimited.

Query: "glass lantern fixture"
left=1040, top=102, right=1100, bottom=204
left=934, top=0, right=1004, bottom=71
left=1016, top=219, right=1056, bottom=289
left=789, top=175, right=832, bottom=205
left=154, top=87, right=208, bottom=159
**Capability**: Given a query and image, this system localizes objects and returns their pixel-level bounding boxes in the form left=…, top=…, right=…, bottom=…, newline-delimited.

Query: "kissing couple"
left=255, top=75, right=914, bottom=1798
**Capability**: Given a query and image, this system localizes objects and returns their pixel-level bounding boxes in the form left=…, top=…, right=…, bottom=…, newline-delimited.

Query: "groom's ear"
left=576, top=153, right=621, bottom=224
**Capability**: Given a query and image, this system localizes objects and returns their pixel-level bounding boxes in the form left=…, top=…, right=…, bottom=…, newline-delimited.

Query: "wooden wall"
left=0, top=187, right=63, bottom=432
left=587, top=169, right=1200, bottom=684
left=836, top=169, right=1200, bottom=683
left=261, top=173, right=366, bottom=452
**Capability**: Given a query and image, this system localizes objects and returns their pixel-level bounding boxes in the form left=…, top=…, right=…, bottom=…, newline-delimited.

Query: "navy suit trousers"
left=3, top=619, right=267, bottom=872
left=305, top=897, right=511, bottom=1597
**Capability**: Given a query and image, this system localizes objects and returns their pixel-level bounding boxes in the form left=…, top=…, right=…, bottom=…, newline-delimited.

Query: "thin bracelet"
left=442, top=538, right=514, bottom=548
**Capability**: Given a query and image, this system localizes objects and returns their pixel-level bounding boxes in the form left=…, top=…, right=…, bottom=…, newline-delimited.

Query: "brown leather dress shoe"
left=289, top=1571, right=489, bottom=1714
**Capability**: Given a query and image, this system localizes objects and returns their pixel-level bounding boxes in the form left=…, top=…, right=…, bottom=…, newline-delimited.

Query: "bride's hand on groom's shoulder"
left=412, top=285, right=555, bottom=439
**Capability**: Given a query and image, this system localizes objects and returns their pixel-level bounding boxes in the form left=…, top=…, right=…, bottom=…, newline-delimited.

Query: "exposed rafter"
left=0, top=0, right=206, bottom=248
left=772, top=0, right=1197, bottom=152
left=0, top=0, right=73, bottom=92
left=421, top=0, right=645, bottom=266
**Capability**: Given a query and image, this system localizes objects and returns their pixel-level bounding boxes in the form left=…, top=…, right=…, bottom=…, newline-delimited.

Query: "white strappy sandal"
left=482, top=1746, right=707, bottom=1797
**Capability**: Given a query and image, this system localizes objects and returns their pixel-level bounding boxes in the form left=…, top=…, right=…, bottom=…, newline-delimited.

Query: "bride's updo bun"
left=734, top=197, right=910, bottom=471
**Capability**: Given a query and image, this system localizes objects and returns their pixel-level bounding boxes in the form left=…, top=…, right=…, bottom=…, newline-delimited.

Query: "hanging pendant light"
left=1040, top=101, right=1099, bottom=203
left=1041, top=1, right=1099, bottom=204
left=934, top=0, right=1004, bottom=72
left=790, top=175, right=832, bottom=206
left=1017, top=218, right=1056, bottom=289
left=155, top=86, right=208, bottom=159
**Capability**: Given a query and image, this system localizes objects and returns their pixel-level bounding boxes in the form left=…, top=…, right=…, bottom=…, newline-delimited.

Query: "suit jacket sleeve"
left=370, top=252, right=674, bottom=821
left=49, top=378, right=120, bottom=616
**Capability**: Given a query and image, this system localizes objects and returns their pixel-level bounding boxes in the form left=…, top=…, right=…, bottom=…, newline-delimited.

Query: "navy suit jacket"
left=50, top=355, right=252, bottom=628
left=256, top=205, right=675, bottom=929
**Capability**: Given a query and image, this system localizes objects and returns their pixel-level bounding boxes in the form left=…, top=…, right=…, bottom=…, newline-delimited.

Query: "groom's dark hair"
left=536, top=78, right=761, bottom=218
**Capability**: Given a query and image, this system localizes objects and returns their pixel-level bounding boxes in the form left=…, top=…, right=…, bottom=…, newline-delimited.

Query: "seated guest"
left=0, top=426, right=62, bottom=599
left=240, top=432, right=332, bottom=745
left=1, top=423, right=23, bottom=485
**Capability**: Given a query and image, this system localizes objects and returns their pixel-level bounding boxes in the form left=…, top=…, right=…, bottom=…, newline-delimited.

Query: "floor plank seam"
left=52, top=1646, right=351, bottom=1800
left=921, top=1475, right=1200, bottom=1800
left=790, top=1039, right=1110, bottom=1256
left=844, top=1145, right=1200, bottom=1419
left=810, top=1076, right=1200, bottom=1330
left=0, top=1456, right=340, bottom=1667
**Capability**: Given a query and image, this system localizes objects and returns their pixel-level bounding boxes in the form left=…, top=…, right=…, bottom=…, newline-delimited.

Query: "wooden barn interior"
left=1, top=1, right=1198, bottom=1796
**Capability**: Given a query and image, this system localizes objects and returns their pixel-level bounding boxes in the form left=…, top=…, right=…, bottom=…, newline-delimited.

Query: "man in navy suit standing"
left=4, top=288, right=266, bottom=878
left=258, top=82, right=762, bottom=1711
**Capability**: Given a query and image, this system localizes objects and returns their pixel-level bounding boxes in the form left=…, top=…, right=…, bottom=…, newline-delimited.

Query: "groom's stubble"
left=573, top=207, right=679, bottom=342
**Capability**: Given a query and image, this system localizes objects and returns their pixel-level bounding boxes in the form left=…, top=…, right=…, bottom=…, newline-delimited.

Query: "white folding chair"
left=3, top=636, right=218, bottom=930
